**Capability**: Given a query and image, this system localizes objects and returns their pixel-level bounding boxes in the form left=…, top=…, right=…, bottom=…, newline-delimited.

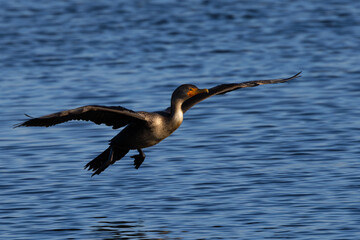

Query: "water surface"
left=1, top=0, right=360, bottom=239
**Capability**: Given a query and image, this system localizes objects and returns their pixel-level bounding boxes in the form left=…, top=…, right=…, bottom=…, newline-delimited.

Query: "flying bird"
left=15, top=72, right=301, bottom=176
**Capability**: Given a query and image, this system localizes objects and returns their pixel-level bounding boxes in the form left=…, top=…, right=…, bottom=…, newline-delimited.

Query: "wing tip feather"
left=13, top=114, right=34, bottom=128
left=287, top=71, right=302, bottom=81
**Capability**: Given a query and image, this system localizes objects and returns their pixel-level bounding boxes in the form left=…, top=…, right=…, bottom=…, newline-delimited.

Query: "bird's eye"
left=187, top=88, right=194, bottom=97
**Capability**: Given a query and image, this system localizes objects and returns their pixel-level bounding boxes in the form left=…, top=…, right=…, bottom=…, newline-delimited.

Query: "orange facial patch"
left=187, top=88, right=209, bottom=97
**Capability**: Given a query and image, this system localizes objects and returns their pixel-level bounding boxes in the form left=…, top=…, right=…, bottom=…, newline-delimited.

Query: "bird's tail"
left=84, top=147, right=129, bottom=176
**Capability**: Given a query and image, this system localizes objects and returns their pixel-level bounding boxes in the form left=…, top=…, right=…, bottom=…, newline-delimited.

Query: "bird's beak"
left=188, top=88, right=209, bottom=97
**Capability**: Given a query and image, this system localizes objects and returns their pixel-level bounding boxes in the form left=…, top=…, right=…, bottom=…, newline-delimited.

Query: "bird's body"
left=111, top=110, right=179, bottom=149
left=15, top=72, right=301, bottom=176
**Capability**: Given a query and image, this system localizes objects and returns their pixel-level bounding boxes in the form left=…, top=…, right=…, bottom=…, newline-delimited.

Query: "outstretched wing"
left=181, top=72, right=301, bottom=113
left=14, top=105, right=147, bottom=129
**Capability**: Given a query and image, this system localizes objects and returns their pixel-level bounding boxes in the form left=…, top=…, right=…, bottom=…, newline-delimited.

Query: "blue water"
left=1, top=0, right=360, bottom=239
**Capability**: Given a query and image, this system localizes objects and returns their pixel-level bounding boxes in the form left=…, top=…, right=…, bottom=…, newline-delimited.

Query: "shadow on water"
left=91, top=218, right=174, bottom=240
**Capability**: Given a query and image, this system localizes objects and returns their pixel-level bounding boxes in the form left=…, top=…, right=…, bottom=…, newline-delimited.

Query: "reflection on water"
left=93, top=218, right=172, bottom=240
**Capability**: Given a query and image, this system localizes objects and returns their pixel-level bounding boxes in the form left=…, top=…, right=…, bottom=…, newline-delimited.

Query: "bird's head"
left=171, top=84, right=209, bottom=103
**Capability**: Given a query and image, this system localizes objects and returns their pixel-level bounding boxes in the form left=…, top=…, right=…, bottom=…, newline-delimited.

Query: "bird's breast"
left=148, top=112, right=183, bottom=141
left=111, top=111, right=183, bottom=150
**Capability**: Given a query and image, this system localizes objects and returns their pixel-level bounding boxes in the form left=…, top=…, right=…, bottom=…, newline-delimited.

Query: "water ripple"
left=1, top=0, right=360, bottom=239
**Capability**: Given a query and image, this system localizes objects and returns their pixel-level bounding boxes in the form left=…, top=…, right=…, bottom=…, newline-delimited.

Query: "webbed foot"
left=131, top=149, right=145, bottom=169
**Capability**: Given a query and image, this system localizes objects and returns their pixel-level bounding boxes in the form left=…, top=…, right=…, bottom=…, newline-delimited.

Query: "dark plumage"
left=15, top=72, right=301, bottom=176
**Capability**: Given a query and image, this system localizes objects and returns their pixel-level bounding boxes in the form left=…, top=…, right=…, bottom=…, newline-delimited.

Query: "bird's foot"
left=131, top=149, right=145, bottom=169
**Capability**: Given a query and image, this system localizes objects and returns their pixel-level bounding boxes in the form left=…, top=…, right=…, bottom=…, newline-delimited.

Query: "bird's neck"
left=170, top=99, right=184, bottom=128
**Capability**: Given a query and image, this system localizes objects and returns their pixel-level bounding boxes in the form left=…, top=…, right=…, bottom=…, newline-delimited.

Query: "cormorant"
left=15, top=72, right=301, bottom=176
